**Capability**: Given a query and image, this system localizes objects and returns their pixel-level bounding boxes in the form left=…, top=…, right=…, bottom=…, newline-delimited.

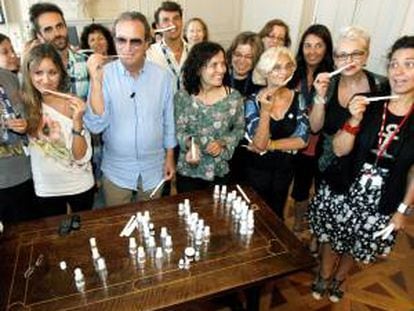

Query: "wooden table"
left=0, top=187, right=315, bottom=311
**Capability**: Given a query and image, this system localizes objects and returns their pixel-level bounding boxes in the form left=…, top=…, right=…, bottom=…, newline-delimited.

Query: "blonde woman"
left=308, top=26, right=389, bottom=302
left=244, top=46, right=309, bottom=218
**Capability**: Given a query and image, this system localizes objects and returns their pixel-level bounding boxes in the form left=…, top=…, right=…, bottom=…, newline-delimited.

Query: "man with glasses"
left=146, top=1, right=188, bottom=91
left=28, top=2, right=89, bottom=100
left=84, top=12, right=176, bottom=207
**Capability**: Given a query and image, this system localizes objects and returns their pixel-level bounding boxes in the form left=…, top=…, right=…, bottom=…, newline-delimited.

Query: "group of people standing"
left=1, top=0, right=413, bottom=303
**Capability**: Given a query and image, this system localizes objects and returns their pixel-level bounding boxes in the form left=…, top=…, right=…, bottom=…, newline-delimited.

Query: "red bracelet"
left=342, top=122, right=360, bottom=135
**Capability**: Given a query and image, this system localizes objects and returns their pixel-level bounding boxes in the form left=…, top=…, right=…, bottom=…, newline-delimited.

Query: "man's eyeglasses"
left=115, top=37, right=145, bottom=49
left=334, top=50, right=365, bottom=62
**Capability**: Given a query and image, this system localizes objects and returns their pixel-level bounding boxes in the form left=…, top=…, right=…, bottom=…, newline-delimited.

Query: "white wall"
left=1, top=0, right=413, bottom=75
left=241, top=0, right=306, bottom=52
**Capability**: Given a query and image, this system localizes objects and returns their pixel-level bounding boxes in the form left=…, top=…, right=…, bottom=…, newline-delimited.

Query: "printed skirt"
left=309, top=164, right=396, bottom=263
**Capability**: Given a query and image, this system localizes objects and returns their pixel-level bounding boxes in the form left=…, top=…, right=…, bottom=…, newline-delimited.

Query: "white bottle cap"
left=185, top=246, right=195, bottom=257
left=59, top=261, right=67, bottom=270
left=89, top=237, right=96, bottom=248
left=129, top=237, right=137, bottom=248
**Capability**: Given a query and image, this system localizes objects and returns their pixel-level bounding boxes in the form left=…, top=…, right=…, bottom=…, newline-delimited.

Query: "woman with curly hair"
left=174, top=41, right=244, bottom=193
left=80, top=23, right=116, bottom=56
left=22, top=43, right=94, bottom=216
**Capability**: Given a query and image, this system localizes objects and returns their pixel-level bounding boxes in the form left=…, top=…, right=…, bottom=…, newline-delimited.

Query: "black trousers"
left=291, top=152, right=317, bottom=202
left=228, top=142, right=249, bottom=185
left=36, top=187, right=95, bottom=218
left=176, top=173, right=229, bottom=194
left=0, top=179, right=37, bottom=223
left=246, top=152, right=294, bottom=219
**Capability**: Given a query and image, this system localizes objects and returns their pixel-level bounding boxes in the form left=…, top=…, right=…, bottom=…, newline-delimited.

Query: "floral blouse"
left=174, top=89, right=245, bottom=181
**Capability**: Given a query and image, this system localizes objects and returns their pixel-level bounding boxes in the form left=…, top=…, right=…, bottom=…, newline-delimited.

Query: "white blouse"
left=29, top=103, right=94, bottom=197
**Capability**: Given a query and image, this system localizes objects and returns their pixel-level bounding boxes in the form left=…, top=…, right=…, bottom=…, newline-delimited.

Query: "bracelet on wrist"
left=267, top=139, right=278, bottom=150
left=342, top=122, right=360, bottom=135
left=397, top=202, right=413, bottom=216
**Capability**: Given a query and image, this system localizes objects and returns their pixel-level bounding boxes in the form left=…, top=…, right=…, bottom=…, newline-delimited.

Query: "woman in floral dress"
left=22, top=44, right=94, bottom=217
left=309, top=32, right=412, bottom=303
left=174, top=41, right=244, bottom=193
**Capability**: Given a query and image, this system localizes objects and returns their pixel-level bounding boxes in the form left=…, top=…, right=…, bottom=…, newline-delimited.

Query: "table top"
left=0, top=186, right=315, bottom=311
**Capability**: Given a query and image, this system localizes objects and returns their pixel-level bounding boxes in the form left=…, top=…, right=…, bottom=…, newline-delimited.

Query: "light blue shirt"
left=84, top=60, right=176, bottom=191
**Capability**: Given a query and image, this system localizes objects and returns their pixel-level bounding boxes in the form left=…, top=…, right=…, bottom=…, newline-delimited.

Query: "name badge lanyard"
left=362, top=101, right=412, bottom=189
left=375, top=101, right=413, bottom=166
left=161, top=43, right=187, bottom=90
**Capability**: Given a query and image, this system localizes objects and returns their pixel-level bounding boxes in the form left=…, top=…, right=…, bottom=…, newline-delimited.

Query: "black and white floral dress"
left=309, top=108, right=406, bottom=264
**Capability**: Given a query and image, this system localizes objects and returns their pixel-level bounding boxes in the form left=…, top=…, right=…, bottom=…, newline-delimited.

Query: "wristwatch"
left=397, top=202, right=413, bottom=216
left=72, top=128, right=85, bottom=137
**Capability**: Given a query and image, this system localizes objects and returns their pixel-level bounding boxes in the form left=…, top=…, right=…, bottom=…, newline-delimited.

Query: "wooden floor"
left=265, top=206, right=414, bottom=311
left=190, top=202, right=414, bottom=311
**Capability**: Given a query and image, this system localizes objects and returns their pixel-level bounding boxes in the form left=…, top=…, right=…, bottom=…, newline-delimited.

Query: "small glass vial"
left=164, top=235, right=173, bottom=254
left=178, top=203, right=185, bottom=216
left=213, top=185, right=220, bottom=200
left=89, top=237, right=97, bottom=249
left=149, top=222, right=155, bottom=236
left=74, top=268, right=85, bottom=292
left=195, top=229, right=203, bottom=249
left=203, top=225, right=211, bottom=242
left=178, top=258, right=185, bottom=269
left=160, top=227, right=168, bottom=246
left=129, top=237, right=137, bottom=255
left=137, top=246, right=146, bottom=264
left=91, top=247, right=101, bottom=270
left=220, top=185, right=227, bottom=202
